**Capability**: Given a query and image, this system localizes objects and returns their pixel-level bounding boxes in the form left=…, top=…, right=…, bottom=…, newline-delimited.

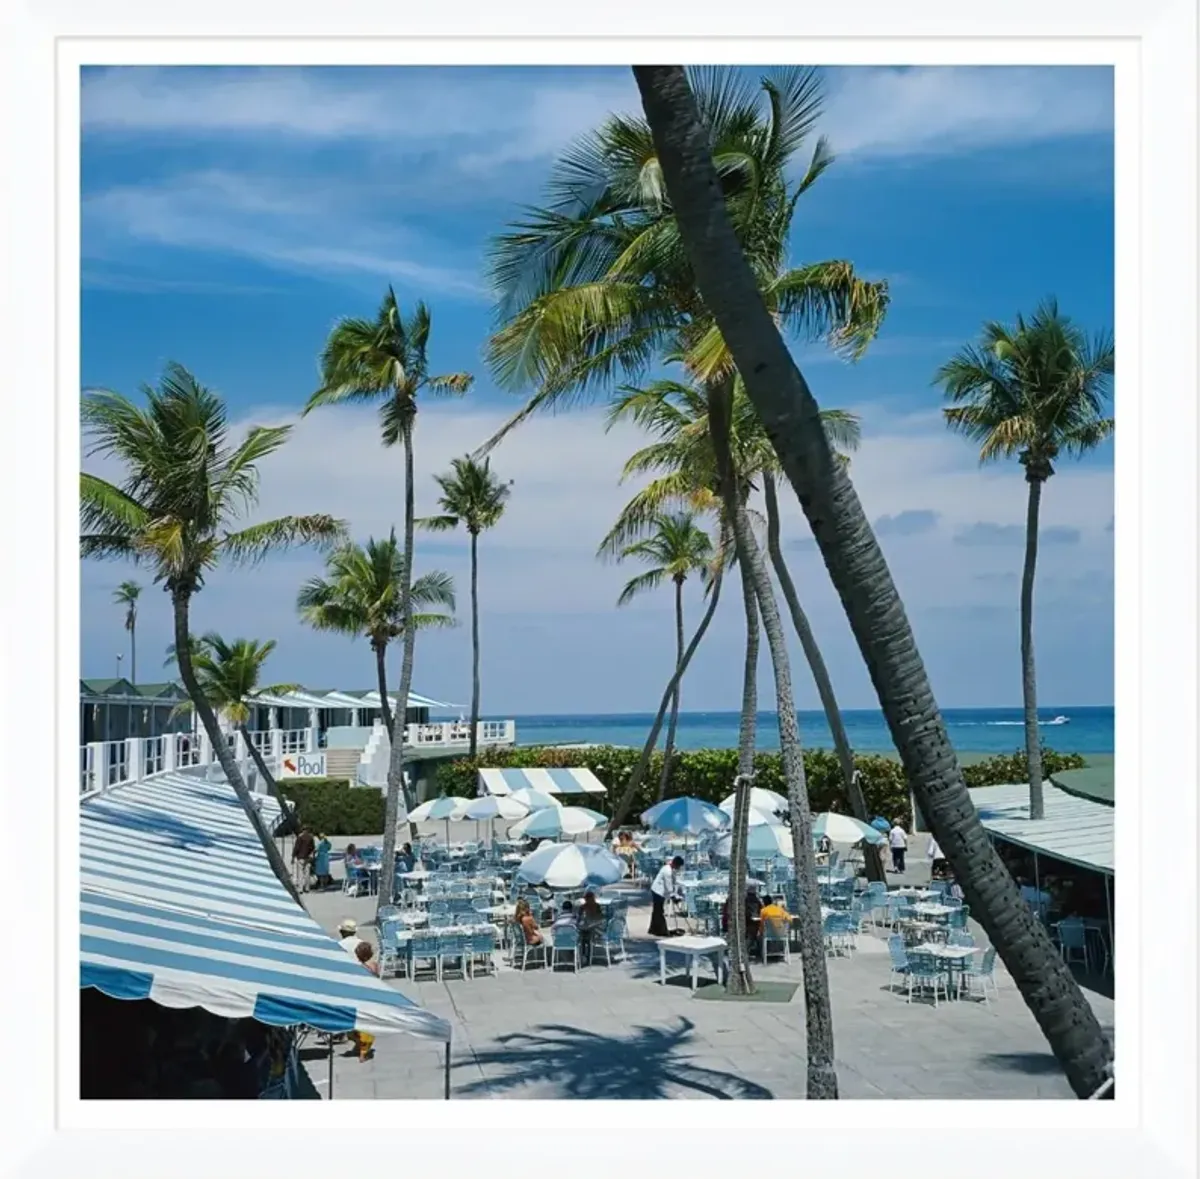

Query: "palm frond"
left=222, top=514, right=346, bottom=565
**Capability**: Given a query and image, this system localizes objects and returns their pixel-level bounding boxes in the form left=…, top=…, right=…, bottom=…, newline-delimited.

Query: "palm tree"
left=297, top=533, right=457, bottom=734
left=113, top=580, right=141, bottom=687
left=418, top=455, right=511, bottom=758
left=607, top=510, right=713, bottom=802
left=81, top=363, right=345, bottom=903
left=602, top=374, right=884, bottom=882
left=632, top=63, right=1114, bottom=1098
left=165, top=633, right=300, bottom=829
left=304, top=290, right=472, bottom=914
left=936, top=302, right=1114, bottom=820
left=487, top=67, right=884, bottom=1017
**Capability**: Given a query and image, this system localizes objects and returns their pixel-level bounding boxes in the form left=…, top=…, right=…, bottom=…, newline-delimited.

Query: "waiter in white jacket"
left=649, top=855, right=685, bottom=937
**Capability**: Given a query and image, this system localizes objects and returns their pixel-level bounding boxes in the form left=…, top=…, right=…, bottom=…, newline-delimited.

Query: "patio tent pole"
left=444, top=1041, right=451, bottom=1100
left=328, top=1035, right=334, bottom=1100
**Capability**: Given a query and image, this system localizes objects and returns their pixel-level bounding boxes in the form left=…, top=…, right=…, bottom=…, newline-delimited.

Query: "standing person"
left=926, top=834, right=947, bottom=880
left=576, top=891, right=605, bottom=961
left=649, top=855, right=685, bottom=937
left=888, top=819, right=909, bottom=874
left=291, top=828, right=315, bottom=893
left=312, top=833, right=332, bottom=890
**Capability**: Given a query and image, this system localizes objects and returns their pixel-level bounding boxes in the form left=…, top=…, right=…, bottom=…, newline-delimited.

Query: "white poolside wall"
left=80, top=720, right=517, bottom=796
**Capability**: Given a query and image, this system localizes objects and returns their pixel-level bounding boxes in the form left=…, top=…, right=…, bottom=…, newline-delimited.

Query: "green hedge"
left=435, top=744, right=1088, bottom=825
left=274, top=777, right=385, bottom=836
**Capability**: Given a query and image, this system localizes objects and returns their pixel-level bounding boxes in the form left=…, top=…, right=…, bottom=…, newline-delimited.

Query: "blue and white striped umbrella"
left=506, top=788, right=562, bottom=812
left=410, top=796, right=470, bottom=822
left=714, top=824, right=795, bottom=859
left=515, top=842, right=625, bottom=889
left=79, top=773, right=449, bottom=1042
left=641, top=796, right=729, bottom=836
left=462, top=795, right=529, bottom=822
left=812, top=812, right=887, bottom=845
left=478, top=767, right=607, bottom=797
left=510, top=805, right=606, bottom=840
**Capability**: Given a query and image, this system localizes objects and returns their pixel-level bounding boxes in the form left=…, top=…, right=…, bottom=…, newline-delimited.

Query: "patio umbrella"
left=718, top=786, right=788, bottom=815
left=408, top=795, right=470, bottom=847
left=510, top=805, right=606, bottom=841
left=870, top=816, right=891, bottom=833
left=641, top=796, right=729, bottom=836
left=515, top=842, right=625, bottom=889
left=719, top=801, right=784, bottom=827
left=506, top=788, right=562, bottom=812
left=714, top=824, right=794, bottom=860
left=463, top=794, right=530, bottom=844
left=812, top=812, right=886, bottom=845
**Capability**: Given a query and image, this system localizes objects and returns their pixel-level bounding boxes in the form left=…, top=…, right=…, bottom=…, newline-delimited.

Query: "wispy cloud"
left=954, top=521, right=1082, bottom=547
left=82, top=170, right=486, bottom=297
left=874, top=509, right=940, bottom=537
left=822, top=66, right=1112, bottom=161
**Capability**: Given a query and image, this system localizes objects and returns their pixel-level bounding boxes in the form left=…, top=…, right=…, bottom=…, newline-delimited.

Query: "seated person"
left=395, top=842, right=416, bottom=873
left=344, top=843, right=363, bottom=866
left=514, top=898, right=543, bottom=946
left=551, top=900, right=576, bottom=936
left=576, top=891, right=605, bottom=957
left=759, top=894, right=791, bottom=942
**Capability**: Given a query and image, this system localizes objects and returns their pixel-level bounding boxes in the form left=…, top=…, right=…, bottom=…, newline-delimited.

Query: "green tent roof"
left=1050, top=766, right=1114, bottom=807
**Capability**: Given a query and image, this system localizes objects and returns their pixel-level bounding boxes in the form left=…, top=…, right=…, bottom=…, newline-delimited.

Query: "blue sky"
left=79, top=65, right=1115, bottom=715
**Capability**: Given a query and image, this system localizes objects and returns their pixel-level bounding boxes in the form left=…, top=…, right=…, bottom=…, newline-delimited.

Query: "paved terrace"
left=293, top=832, right=1114, bottom=1100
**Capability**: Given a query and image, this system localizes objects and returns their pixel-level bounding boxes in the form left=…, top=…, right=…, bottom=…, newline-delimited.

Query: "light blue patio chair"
left=377, top=921, right=404, bottom=979
left=438, top=933, right=468, bottom=981
left=510, top=922, right=547, bottom=972
left=959, top=947, right=999, bottom=1003
left=407, top=933, right=441, bottom=982
left=886, top=935, right=910, bottom=992
left=948, top=930, right=975, bottom=948
left=549, top=925, right=581, bottom=973
left=1055, top=918, right=1093, bottom=973
left=905, top=950, right=950, bottom=1007
left=467, top=931, right=496, bottom=978
left=761, top=916, right=791, bottom=965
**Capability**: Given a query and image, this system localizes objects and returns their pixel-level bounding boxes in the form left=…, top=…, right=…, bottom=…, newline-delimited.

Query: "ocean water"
left=508, top=706, right=1114, bottom=757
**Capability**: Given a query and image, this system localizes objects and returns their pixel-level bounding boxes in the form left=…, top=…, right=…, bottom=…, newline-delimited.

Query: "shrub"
left=275, top=777, right=385, bottom=835
left=435, top=744, right=1088, bottom=826
left=961, top=748, right=1087, bottom=789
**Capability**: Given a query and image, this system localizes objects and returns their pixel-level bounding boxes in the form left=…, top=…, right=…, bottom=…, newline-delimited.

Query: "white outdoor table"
left=911, top=942, right=982, bottom=996
left=401, top=870, right=429, bottom=881
left=913, top=903, right=955, bottom=919
left=658, top=936, right=727, bottom=992
left=486, top=904, right=517, bottom=919
left=891, top=887, right=938, bottom=900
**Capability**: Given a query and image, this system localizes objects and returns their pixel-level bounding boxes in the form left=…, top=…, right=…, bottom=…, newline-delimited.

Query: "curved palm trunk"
left=636, top=62, right=1113, bottom=1098
left=469, top=530, right=481, bottom=761
left=1021, top=477, right=1045, bottom=820
left=373, top=640, right=393, bottom=736
left=130, top=619, right=137, bottom=690
left=171, top=591, right=300, bottom=904
left=724, top=551, right=759, bottom=995
left=380, top=418, right=419, bottom=915
left=655, top=578, right=686, bottom=803
left=607, top=559, right=726, bottom=834
left=763, top=471, right=884, bottom=885
left=237, top=722, right=298, bottom=833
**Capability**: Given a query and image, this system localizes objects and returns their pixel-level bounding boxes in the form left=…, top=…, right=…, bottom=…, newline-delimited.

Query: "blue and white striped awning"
left=80, top=773, right=450, bottom=1041
left=478, top=767, right=607, bottom=797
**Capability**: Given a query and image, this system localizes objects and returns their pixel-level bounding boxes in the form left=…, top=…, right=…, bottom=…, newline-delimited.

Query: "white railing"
left=405, top=720, right=516, bottom=749
left=79, top=718, right=516, bottom=795
left=280, top=728, right=308, bottom=755
left=143, top=736, right=166, bottom=777
left=175, top=733, right=201, bottom=767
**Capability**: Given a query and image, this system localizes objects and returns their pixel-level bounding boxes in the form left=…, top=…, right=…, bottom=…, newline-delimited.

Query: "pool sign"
left=280, top=753, right=326, bottom=777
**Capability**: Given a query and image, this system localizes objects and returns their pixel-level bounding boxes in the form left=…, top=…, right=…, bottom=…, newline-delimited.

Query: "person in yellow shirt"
left=758, top=895, right=791, bottom=947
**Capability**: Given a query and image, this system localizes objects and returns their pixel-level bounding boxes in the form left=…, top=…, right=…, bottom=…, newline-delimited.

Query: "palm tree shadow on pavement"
left=455, top=1018, right=773, bottom=1099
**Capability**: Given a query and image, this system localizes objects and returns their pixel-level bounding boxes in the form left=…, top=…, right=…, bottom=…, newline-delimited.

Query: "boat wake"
left=984, top=716, right=1070, bottom=726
